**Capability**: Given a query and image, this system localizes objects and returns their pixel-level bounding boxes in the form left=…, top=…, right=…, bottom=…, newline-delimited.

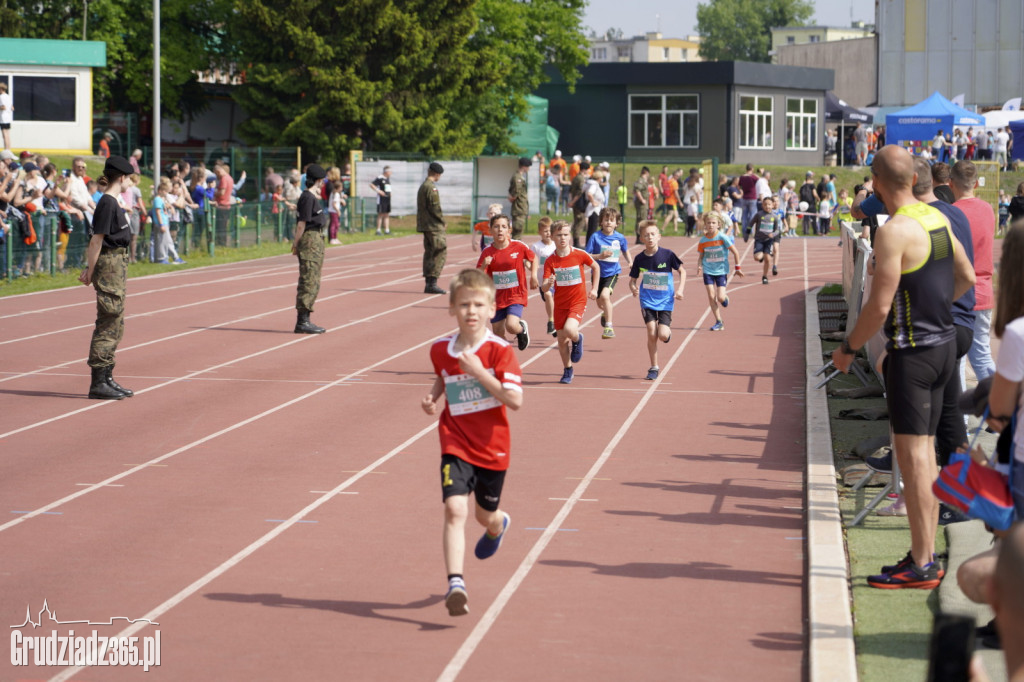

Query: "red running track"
left=0, top=234, right=842, bottom=681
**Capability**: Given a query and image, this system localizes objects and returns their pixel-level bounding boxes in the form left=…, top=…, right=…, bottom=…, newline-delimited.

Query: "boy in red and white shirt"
left=477, top=213, right=538, bottom=351
left=422, top=268, right=523, bottom=617
left=541, top=220, right=599, bottom=384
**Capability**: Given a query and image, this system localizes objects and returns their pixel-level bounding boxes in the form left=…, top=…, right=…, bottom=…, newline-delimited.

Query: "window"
left=809, top=35, right=820, bottom=43
left=617, top=46, right=631, bottom=59
left=591, top=47, right=607, bottom=60
left=629, top=94, right=699, bottom=148
left=9, top=76, right=76, bottom=122
left=787, top=36, right=795, bottom=44
left=785, top=97, right=818, bottom=150
left=663, top=47, right=670, bottom=60
left=739, top=95, right=773, bottom=149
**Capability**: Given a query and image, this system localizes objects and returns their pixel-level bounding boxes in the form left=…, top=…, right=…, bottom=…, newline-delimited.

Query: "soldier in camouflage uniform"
left=508, top=157, right=531, bottom=239
left=292, top=164, right=328, bottom=334
left=418, top=162, right=447, bottom=294
left=79, top=156, right=137, bottom=400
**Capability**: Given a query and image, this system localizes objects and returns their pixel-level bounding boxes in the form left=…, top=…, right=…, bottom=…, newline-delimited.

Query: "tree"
left=696, top=0, right=813, bottom=63
left=2, top=0, right=232, bottom=121
left=229, top=0, right=588, bottom=161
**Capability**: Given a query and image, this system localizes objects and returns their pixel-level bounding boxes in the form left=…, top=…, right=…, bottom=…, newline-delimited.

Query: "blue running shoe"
left=475, top=512, right=510, bottom=560
left=173, top=258, right=186, bottom=264
left=645, top=367, right=659, bottom=381
left=710, top=321, right=724, bottom=332
left=445, top=580, right=469, bottom=616
left=570, top=332, right=584, bottom=363
left=721, top=296, right=729, bottom=308
left=559, top=367, right=574, bottom=384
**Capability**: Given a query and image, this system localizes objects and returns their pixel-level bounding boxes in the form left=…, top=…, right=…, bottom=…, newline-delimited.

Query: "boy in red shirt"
left=477, top=214, right=538, bottom=350
left=422, top=268, right=524, bottom=617
left=541, top=220, right=599, bottom=384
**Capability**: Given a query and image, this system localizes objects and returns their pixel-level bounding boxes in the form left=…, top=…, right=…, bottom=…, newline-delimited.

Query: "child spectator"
left=541, top=220, right=599, bottom=384
left=818, top=190, right=833, bottom=236
left=747, top=196, right=781, bottom=284
left=88, top=180, right=101, bottom=205
left=152, top=177, right=185, bottom=264
left=476, top=214, right=538, bottom=351
left=616, top=178, right=628, bottom=217
left=421, top=268, right=523, bottom=617
left=327, top=179, right=345, bottom=245
left=696, top=212, right=743, bottom=332
left=530, top=216, right=557, bottom=336
left=628, top=220, right=686, bottom=380
left=585, top=207, right=633, bottom=339
left=784, top=180, right=799, bottom=237
left=835, top=188, right=853, bottom=226
left=998, top=189, right=1010, bottom=236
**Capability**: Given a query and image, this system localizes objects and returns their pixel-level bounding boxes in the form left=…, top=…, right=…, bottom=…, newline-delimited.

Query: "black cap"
left=21, top=162, right=39, bottom=173
left=104, top=155, right=134, bottom=176
left=429, top=162, right=444, bottom=174
left=306, top=164, right=326, bottom=181
left=518, top=157, right=532, bottom=167
left=958, top=376, right=993, bottom=417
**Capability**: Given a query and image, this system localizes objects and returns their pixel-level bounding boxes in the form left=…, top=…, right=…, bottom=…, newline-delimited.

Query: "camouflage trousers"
left=296, top=229, right=325, bottom=313
left=88, top=250, right=128, bottom=369
left=421, top=229, right=447, bottom=279
left=511, top=212, right=527, bottom=240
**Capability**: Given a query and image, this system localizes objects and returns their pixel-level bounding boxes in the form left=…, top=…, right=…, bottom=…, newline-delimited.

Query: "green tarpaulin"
left=510, top=95, right=559, bottom=158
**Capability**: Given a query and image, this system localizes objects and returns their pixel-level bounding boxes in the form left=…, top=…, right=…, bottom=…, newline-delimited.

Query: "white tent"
left=982, top=110, right=1024, bottom=129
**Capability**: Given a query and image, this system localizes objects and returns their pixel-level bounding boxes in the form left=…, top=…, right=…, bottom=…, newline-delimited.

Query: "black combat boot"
left=105, top=367, right=134, bottom=397
left=294, top=310, right=326, bottom=334
left=88, top=367, right=126, bottom=400
left=424, top=277, right=446, bottom=295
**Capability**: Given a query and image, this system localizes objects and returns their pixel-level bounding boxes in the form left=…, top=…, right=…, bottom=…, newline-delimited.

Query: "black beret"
left=429, top=162, right=444, bottom=174
left=104, top=156, right=134, bottom=176
left=518, top=157, right=533, bottom=167
left=306, top=164, right=327, bottom=181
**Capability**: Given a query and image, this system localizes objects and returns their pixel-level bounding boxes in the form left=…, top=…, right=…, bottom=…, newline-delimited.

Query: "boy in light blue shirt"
left=586, top=207, right=633, bottom=339
left=696, top=212, right=743, bottom=331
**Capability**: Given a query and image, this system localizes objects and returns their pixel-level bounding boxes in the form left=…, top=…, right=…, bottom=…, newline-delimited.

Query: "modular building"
left=536, top=61, right=834, bottom=165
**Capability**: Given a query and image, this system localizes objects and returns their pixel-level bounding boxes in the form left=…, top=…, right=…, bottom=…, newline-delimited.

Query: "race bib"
left=758, top=218, right=774, bottom=233
left=641, top=271, right=670, bottom=292
left=601, top=244, right=621, bottom=262
left=444, top=372, right=500, bottom=416
left=704, top=250, right=725, bottom=263
left=537, top=254, right=547, bottom=269
left=554, top=266, right=582, bottom=286
left=383, top=183, right=392, bottom=193
left=482, top=235, right=494, bottom=247
left=493, top=269, right=519, bottom=290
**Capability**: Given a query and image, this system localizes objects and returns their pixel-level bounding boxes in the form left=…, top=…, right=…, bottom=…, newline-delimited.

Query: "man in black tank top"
left=832, top=146, right=975, bottom=589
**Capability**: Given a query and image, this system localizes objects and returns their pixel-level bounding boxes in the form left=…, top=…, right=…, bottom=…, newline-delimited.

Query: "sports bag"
left=932, top=411, right=1015, bottom=531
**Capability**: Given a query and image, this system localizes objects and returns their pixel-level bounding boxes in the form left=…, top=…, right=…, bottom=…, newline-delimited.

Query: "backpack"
left=799, top=183, right=816, bottom=206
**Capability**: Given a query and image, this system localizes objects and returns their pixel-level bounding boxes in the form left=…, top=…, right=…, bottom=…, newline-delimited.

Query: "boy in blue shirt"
left=746, top=196, right=781, bottom=284
left=586, top=207, right=634, bottom=339
left=628, top=220, right=685, bottom=380
left=696, top=212, right=743, bottom=331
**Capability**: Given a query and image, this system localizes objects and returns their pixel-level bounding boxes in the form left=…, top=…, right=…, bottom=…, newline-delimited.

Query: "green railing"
left=1, top=197, right=371, bottom=280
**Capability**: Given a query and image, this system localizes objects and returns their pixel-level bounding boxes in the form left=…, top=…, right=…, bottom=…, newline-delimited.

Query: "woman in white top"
left=987, top=222, right=1024, bottom=516
left=583, top=169, right=606, bottom=244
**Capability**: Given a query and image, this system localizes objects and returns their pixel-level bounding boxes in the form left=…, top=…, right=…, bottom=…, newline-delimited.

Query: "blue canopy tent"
left=885, top=92, right=984, bottom=154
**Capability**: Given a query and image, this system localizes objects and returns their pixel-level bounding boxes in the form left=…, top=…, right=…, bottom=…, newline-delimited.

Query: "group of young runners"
left=424, top=205, right=747, bottom=616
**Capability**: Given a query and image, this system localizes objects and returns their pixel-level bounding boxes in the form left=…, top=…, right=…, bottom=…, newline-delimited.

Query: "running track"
left=1, top=233, right=842, bottom=681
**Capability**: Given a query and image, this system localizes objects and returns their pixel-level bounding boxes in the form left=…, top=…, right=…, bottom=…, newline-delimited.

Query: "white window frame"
left=785, top=97, right=818, bottom=150
left=628, top=94, right=700, bottom=149
left=738, top=95, right=773, bottom=150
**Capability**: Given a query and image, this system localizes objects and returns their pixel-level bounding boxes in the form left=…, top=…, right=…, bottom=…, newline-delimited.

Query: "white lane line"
left=1, top=328, right=452, bottom=534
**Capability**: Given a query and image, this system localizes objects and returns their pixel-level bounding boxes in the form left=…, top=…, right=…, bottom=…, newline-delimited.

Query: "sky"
left=581, top=0, right=875, bottom=40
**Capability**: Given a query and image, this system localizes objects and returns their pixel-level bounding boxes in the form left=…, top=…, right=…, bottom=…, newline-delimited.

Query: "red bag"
left=932, top=415, right=1015, bottom=531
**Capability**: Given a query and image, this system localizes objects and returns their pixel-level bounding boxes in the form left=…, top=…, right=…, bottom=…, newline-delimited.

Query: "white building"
left=588, top=32, right=702, bottom=63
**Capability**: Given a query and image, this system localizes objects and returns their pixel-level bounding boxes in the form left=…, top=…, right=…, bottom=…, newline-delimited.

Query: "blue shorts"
left=754, top=239, right=774, bottom=256
left=702, top=273, right=727, bottom=287
left=491, top=303, right=524, bottom=323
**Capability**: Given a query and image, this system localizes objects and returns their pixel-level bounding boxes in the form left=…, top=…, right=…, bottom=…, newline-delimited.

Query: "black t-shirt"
left=372, top=175, right=390, bottom=200
left=296, top=189, right=327, bottom=229
left=90, top=194, right=131, bottom=249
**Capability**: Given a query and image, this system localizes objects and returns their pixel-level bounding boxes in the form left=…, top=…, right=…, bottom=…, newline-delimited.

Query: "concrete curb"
left=806, top=286, right=858, bottom=681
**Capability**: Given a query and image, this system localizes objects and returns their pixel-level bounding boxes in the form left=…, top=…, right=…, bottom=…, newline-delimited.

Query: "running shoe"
left=559, top=367, right=574, bottom=384
left=645, top=367, right=659, bottom=381
left=880, top=551, right=945, bottom=578
left=762, top=276, right=769, bottom=285
left=938, top=503, right=970, bottom=526
left=156, top=258, right=170, bottom=264
left=721, top=296, right=729, bottom=308
left=876, top=498, right=907, bottom=516
left=865, top=450, right=892, bottom=473
left=474, top=512, right=510, bottom=559
left=546, top=320, right=555, bottom=336
left=602, top=327, right=615, bottom=339
left=710, top=321, right=724, bottom=332
left=173, top=258, right=186, bottom=264
left=445, top=580, right=469, bottom=616
left=868, top=559, right=942, bottom=589
left=570, top=332, right=584, bottom=363
left=772, top=264, right=778, bottom=276
left=516, top=320, right=530, bottom=351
